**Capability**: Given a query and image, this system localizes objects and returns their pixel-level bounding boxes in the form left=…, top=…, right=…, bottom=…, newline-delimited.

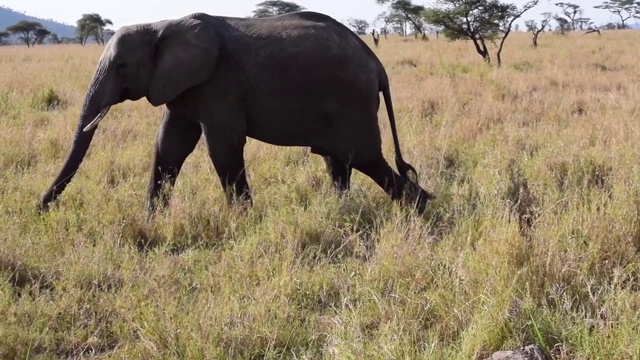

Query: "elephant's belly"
left=245, top=106, right=334, bottom=147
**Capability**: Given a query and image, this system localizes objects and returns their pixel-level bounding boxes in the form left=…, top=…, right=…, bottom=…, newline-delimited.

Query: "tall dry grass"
left=1, top=30, right=639, bottom=359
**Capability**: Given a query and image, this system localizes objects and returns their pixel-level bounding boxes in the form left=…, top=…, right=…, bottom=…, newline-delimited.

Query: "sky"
left=1, top=0, right=629, bottom=29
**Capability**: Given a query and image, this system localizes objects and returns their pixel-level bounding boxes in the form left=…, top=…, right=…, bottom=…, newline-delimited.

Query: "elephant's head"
left=39, top=16, right=219, bottom=211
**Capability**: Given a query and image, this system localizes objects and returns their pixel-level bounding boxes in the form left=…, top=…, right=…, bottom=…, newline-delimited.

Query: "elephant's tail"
left=380, top=76, right=417, bottom=181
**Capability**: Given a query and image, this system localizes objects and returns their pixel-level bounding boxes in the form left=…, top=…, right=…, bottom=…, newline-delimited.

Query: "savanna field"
left=1, top=30, right=639, bottom=359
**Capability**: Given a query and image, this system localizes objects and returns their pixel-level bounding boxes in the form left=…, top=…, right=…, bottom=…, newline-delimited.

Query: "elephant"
left=38, top=11, right=434, bottom=216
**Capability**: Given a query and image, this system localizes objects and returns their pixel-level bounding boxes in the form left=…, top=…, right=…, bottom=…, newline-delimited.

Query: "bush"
left=31, top=88, right=63, bottom=111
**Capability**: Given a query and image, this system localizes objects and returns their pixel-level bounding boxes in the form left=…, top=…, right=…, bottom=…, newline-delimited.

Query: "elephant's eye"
left=115, top=62, right=127, bottom=72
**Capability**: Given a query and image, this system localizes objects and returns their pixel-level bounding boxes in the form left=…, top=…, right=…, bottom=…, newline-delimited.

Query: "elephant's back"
left=223, top=13, right=382, bottom=84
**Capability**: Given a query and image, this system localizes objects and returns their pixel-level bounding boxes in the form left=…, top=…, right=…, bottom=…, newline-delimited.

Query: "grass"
left=1, top=30, right=639, bottom=359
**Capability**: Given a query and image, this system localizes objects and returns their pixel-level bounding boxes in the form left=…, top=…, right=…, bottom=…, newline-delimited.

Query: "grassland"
left=1, top=30, right=639, bottom=359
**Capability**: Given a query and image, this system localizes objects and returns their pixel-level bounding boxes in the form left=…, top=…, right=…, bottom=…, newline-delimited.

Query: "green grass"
left=1, top=30, right=640, bottom=359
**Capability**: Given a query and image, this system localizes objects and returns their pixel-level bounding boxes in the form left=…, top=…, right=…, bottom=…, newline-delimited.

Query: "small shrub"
left=397, top=58, right=418, bottom=68
left=511, top=60, right=539, bottom=72
left=439, top=63, right=472, bottom=75
left=31, top=88, right=64, bottom=111
left=593, top=63, right=615, bottom=72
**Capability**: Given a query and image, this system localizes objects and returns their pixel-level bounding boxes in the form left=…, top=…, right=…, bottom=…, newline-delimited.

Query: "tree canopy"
left=525, top=12, right=552, bottom=47
left=423, top=0, right=538, bottom=65
left=252, top=1, right=306, bottom=18
left=34, top=27, right=51, bottom=45
left=594, top=0, right=640, bottom=28
left=347, top=18, right=370, bottom=35
left=554, top=2, right=582, bottom=30
left=376, top=0, right=427, bottom=36
left=6, top=20, right=48, bottom=47
left=76, top=13, right=113, bottom=46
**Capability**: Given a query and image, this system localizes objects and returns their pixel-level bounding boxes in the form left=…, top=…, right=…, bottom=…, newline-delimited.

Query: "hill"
left=0, top=6, right=76, bottom=38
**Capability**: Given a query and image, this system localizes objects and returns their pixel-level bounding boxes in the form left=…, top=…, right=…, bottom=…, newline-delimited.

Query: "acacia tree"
left=6, top=20, right=47, bottom=47
left=76, top=13, right=113, bottom=46
left=554, top=15, right=571, bottom=34
left=347, top=18, right=370, bottom=34
left=575, top=17, right=593, bottom=30
left=493, top=0, right=539, bottom=66
left=0, top=31, right=9, bottom=45
left=389, top=12, right=410, bottom=35
left=34, top=28, right=51, bottom=44
left=525, top=12, right=551, bottom=47
left=594, top=0, right=640, bottom=29
left=375, top=11, right=410, bottom=36
left=377, top=0, right=427, bottom=37
left=554, top=2, right=582, bottom=30
left=423, top=0, right=539, bottom=66
left=252, top=1, right=306, bottom=18
left=49, top=33, right=61, bottom=44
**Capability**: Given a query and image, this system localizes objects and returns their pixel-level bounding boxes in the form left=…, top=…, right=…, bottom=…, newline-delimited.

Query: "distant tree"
left=575, top=17, right=593, bottom=30
left=525, top=12, right=551, bottom=47
left=59, top=36, right=76, bottom=44
left=374, top=11, right=392, bottom=38
left=553, top=15, right=571, bottom=34
left=252, top=1, right=306, bottom=18
left=0, top=31, right=9, bottom=45
left=347, top=18, right=370, bottom=34
left=594, top=0, right=640, bottom=29
left=49, top=33, right=61, bottom=44
left=377, top=0, right=427, bottom=37
left=6, top=20, right=49, bottom=47
left=423, top=0, right=539, bottom=66
left=601, top=22, right=620, bottom=29
left=34, top=27, right=51, bottom=44
left=423, top=24, right=441, bottom=35
left=493, top=0, right=539, bottom=66
left=388, top=12, right=410, bottom=35
left=554, top=2, right=582, bottom=30
left=76, top=13, right=113, bottom=46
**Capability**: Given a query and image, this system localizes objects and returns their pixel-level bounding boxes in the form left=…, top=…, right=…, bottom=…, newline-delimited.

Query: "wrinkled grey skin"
left=39, top=11, right=434, bottom=216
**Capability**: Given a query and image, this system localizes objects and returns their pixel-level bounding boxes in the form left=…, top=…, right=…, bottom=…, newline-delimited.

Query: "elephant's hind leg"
left=147, top=109, right=202, bottom=215
left=323, top=155, right=352, bottom=192
left=351, top=154, right=432, bottom=214
left=310, top=147, right=352, bottom=193
left=351, top=156, right=404, bottom=201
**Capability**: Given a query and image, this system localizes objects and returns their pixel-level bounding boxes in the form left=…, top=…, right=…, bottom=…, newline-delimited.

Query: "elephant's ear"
left=147, top=18, right=219, bottom=106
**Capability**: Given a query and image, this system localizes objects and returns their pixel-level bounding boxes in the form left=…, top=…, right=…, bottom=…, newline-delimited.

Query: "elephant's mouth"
left=83, top=106, right=111, bottom=132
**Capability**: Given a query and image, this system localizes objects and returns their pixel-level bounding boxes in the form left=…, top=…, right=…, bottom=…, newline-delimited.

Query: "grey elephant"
left=39, top=11, right=434, bottom=215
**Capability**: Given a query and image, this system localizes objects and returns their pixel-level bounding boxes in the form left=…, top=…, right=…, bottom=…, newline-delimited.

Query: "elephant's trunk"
left=39, top=68, right=113, bottom=211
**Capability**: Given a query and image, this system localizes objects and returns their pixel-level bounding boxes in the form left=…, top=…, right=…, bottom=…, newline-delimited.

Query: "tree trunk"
left=473, top=37, right=491, bottom=65
left=496, top=27, right=514, bottom=67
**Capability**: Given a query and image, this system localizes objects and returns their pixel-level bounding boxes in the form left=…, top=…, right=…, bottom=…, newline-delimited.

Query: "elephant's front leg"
left=202, top=128, right=252, bottom=207
left=147, top=109, right=202, bottom=216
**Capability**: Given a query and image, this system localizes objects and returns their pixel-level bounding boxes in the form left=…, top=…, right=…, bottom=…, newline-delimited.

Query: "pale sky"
left=1, top=0, right=627, bottom=29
